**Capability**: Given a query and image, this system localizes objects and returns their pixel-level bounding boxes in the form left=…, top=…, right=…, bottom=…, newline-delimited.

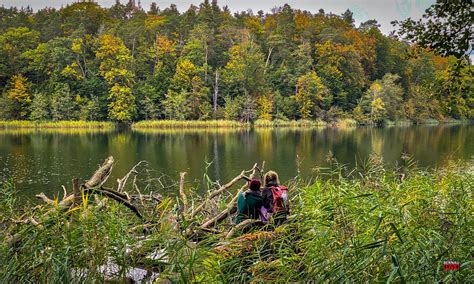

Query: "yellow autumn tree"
left=5, top=74, right=31, bottom=119
left=96, top=34, right=136, bottom=122
left=293, top=71, right=329, bottom=119
left=258, top=93, right=273, bottom=120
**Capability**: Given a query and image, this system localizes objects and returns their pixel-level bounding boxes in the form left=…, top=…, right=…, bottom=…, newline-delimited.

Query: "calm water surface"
left=0, top=125, right=473, bottom=199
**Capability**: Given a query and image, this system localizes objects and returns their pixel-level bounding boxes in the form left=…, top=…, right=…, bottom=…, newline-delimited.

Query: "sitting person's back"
left=262, top=171, right=289, bottom=225
left=235, top=179, right=263, bottom=224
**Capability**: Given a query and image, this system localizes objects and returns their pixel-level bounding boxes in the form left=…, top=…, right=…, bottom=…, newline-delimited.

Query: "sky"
left=0, top=0, right=436, bottom=35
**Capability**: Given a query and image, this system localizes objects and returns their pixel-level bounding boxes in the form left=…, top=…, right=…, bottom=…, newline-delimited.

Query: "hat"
left=248, top=179, right=261, bottom=191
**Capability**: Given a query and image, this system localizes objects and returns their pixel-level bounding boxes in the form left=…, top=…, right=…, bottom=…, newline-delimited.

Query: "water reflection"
left=0, top=125, right=472, bottom=198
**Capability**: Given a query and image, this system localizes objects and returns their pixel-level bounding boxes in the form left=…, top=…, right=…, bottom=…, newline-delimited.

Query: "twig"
left=188, top=163, right=257, bottom=219
left=117, top=160, right=146, bottom=192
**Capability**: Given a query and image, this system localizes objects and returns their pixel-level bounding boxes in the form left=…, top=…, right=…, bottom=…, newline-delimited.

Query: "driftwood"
left=84, top=156, right=114, bottom=189
left=33, top=156, right=268, bottom=242
left=36, top=157, right=145, bottom=220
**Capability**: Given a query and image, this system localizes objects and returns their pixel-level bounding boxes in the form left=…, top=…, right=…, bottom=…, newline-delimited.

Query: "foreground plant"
left=0, top=156, right=472, bottom=282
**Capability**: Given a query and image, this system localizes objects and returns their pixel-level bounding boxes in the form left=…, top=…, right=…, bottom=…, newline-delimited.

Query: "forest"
left=0, top=0, right=472, bottom=124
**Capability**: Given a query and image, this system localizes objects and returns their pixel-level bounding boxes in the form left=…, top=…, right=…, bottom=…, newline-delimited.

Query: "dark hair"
left=248, top=179, right=261, bottom=191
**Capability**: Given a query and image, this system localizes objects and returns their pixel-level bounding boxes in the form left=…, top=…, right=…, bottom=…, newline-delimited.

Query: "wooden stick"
left=72, top=178, right=80, bottom=206
left=179, top=172, right=188, bottom=211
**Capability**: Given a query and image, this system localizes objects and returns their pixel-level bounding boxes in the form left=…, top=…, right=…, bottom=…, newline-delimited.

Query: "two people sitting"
left=235, top=170, right=289, bottom=225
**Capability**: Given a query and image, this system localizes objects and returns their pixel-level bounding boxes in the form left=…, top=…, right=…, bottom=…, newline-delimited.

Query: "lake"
left=1, top=124, right=473, bottom=200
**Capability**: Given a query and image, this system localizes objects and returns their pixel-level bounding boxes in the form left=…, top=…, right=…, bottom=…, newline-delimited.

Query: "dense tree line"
left=0, top=0, right=472, bottom=123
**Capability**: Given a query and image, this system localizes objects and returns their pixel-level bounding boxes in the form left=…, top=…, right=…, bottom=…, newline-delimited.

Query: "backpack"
left=269, top=185, right=288, bottom=213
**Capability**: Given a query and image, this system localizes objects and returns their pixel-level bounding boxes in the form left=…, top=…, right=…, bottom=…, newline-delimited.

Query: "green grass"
left=0, top=120, right=115, bottom=129
left=1, top=157, right=472, bottom=282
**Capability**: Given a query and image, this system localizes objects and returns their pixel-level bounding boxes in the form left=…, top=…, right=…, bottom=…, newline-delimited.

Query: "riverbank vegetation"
left=0, top=120, right=114, bottom=129
left=0, top=1, right=472, bottom=126
left=132, top=119, right=247, bottom=129
left=1, top=156, right=472, bottom=282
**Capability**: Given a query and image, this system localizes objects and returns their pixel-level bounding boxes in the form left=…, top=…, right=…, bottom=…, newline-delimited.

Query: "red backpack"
left=269, top=185, right=289, bottom=213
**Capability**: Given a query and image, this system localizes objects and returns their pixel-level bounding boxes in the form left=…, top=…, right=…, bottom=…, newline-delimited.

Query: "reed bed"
left=333, top=118, right=359, bottom=128
left=0, top=120, right=115, bottom=129
left=254, top=119, right=327, bottom=128
left=0, top=157, right=472, bottom=282
left=132, top=120, right=249, bottom=129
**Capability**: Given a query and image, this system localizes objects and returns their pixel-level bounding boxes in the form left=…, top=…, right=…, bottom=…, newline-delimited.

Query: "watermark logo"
left=394, top=0, right=436, bottom=18
left=443, top=261, right=460, bottom=271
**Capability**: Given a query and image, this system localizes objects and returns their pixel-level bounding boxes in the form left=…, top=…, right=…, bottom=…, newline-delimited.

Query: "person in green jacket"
left=235, top=179, right=263, bottom=224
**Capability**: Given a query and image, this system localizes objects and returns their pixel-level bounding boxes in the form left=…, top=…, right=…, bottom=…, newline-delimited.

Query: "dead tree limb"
left=82, top=187, right=143, bottom=219
left=199, top=166, right=258, bottom=230
left=188, top=163, right=257, bottom=219
left=84, top=156, right=114, bottom=189
left=117, top=160, right=146, bottom=193
left=225, top=219, right=265, bottom=239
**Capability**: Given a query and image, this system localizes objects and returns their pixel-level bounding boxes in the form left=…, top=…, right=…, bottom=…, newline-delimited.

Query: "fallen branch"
left=84, top=156, right=114, bottom=189
left=81, top=187, right=143, bottom=219
left=188, top=163, right=257, bottom=219
left=225, top=219, right=265, bottom=239
left=199, top=165, right=258, bottom=230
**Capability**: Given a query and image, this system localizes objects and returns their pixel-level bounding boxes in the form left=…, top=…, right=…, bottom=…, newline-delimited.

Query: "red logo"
left=443, top=261, right=460, bottom=271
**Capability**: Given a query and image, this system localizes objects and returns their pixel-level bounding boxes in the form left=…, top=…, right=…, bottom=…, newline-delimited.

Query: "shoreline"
left=0, top=119, right=470, bottom=130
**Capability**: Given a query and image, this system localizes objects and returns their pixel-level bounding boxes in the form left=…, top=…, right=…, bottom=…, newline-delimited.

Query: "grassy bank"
left=0, top=120, right=115, bottom=129
left=132, top=120, right=248, bottom=129
left=254, top=119, right=327, bottom=128
left=0, top=157, right=472, bottom=282
left=0, top=119, right=470, bottom=131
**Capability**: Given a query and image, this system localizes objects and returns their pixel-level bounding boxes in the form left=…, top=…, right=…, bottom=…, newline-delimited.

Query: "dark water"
left=1, top=125, right=473, bottom=199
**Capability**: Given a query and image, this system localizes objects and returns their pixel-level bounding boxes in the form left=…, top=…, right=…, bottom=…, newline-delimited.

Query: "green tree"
left=393, top=0, right=472, bottom=59
left=359, top=74, right=404, bottom=121
left=50, top=83, right=77, bottom=121
left=165, top=59, right=211, bottom=120
left=29, top=92, right=50, bottom=121
left=0, top=27, right=39, bottom=87
left=222, top=41, right=267, bottom=98
left=315, top=41, right=365, bottom=111
left=162, top=90, right=188, bottom=120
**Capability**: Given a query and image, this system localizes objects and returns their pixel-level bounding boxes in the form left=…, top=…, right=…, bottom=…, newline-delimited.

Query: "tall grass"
left=334, top=118, right=359, bottom=127
left=132, top=120, right=248, bottom=129
left=0, top=120, right=115, bottom=129
left=1, top=158, right=472, bottom=282
left=254, top=119, right=327, bottom=128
